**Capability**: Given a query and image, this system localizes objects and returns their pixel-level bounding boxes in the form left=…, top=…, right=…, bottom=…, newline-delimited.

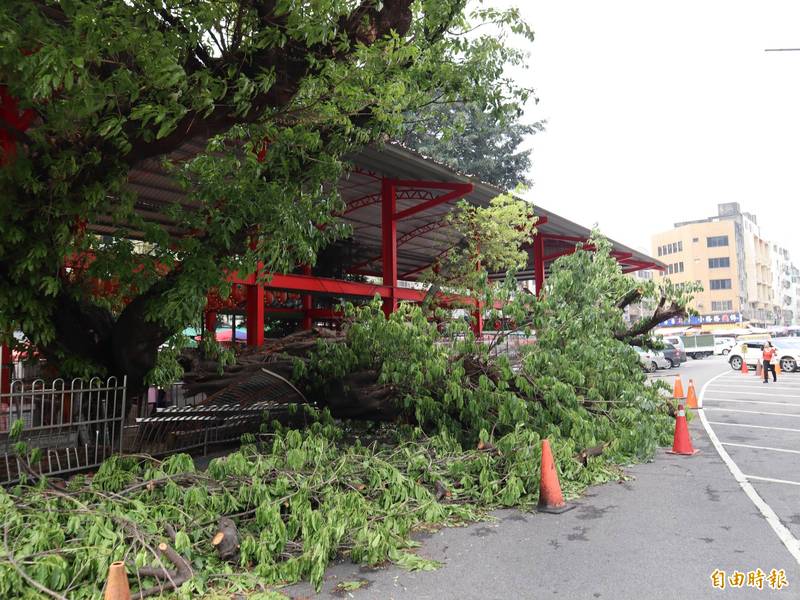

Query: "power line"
left=765, top=48, right=800, bottom=52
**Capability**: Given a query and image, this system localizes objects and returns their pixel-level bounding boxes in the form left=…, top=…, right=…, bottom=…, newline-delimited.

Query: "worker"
left=763, top=341, right=778, bottom=383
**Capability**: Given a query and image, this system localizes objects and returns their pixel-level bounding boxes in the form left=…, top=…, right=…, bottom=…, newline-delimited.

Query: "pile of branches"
left=2, top=418, right=580, bottom=598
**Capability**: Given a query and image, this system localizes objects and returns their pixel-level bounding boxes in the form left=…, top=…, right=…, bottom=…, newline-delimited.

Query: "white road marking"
left=705, top=389, right=800, bottom=398
left=716, top=380, right=800, bottom=389
left=703, top=397, right=800, bottom=407
left=704, top=407, right=800, bottom=418
left=699, top=370, right=800, bottom=565
left=706, top=421, right=800, bottom=433
left=745, top=475, right=800, bottom=487
left=723, top=442, right=800, bottom=455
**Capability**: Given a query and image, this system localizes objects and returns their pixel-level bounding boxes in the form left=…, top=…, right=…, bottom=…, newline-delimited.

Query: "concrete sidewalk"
left=285, top=359, right=798, bottom=599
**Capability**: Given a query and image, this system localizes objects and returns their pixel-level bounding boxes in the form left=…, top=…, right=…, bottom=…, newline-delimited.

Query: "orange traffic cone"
left=685, top=379, right=699, bottom=409
left=104, top=561, right=131, bottom=600
left=756, top=362, right=763, bottom=378
left=741, top=359, right=748, bottom=374
left=673, top=375, right=685, bottom=399
left=776, top=361, right=782, bottom=376
left=668, top=405, right=699, bottom=456
left=537, top=439, right=574, bottom=514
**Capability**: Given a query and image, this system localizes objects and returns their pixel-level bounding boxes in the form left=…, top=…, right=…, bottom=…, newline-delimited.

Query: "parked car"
left=652, top=351, right=672, bottom=370
left=714, top=337, right=736, bottom=355
left=634, top=347, right=670, bottom=372
left=728, top=341, right=800, bottom=373
left=660, top=342, right=686, bottom=368
left=662, top=336, right=685, bottom=352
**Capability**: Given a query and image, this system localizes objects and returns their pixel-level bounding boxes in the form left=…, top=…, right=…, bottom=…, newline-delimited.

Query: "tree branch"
left=615, top=287, right=643, bottom=311
left=615, top=299, right=687, bottom=343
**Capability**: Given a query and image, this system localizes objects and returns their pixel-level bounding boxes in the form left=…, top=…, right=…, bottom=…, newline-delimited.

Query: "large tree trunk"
left=40, top=276, right=178, bottom=394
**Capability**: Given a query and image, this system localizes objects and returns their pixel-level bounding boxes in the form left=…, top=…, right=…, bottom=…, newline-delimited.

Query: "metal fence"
left=0, top=376, right=126, bottom=484
left=129, top=368, right=304, bottom=456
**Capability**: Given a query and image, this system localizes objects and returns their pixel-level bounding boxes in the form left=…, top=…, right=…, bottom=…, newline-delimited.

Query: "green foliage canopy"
left=0, top=0, right=534, bottom=385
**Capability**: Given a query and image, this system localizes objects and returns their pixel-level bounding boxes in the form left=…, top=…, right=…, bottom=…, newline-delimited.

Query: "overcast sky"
left=500, top=1, right=800, bottom=258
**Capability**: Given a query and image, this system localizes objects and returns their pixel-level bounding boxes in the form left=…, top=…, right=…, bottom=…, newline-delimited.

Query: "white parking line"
left=704, top=407, right=800, bottom=418
left=746, top=475, right=800, bottom=487
left=717, top=380, right=800, bottom=389
left=706, top=389, right=800, bottom=398
left=699, top=370, right=800, bottom=564
left=706, top=421, right=800, bottom=433
left=723, top=442, right=800, bottom=455
left=703, top=397, right=800, bottom=407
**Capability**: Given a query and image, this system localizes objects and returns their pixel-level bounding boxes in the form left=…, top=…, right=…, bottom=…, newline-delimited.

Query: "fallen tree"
left=0, top=238, right=697, bottom=598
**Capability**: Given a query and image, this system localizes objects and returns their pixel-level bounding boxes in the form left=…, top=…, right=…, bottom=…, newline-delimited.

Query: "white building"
left=771, top=244, right=799, bottom=326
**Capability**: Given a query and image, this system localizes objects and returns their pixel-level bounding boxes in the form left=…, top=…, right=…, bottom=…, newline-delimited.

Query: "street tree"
left=0, top=1, right=534, bottom=389
left=401, top=101, right=543, bottom=189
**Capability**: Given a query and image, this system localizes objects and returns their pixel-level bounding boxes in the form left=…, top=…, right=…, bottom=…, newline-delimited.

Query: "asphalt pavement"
left=284, top=356, right=800, bottom=599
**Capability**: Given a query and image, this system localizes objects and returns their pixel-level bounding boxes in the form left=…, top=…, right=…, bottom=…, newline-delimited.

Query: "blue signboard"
left=660, top=313, right=742, bottom=326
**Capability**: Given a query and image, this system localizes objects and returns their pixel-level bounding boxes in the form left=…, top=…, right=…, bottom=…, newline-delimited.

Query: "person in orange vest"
left=763, top=341, right=778, bottom=383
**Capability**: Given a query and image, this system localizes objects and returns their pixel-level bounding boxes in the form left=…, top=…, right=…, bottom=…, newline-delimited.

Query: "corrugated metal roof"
left=96, top=138, right=663, bottom=284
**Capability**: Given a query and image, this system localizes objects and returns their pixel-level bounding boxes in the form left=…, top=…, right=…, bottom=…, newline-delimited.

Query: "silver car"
left=634, top=347, right=670, bottom=373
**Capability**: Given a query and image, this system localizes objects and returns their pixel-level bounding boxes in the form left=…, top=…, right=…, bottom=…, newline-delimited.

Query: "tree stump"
left=211, top=517, right=240, bottom=561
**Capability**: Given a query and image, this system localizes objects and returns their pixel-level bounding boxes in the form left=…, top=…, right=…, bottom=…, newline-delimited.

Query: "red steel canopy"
left=86, top=138, right=664, bottom=344
left=106, top=140, right=664, bottom=287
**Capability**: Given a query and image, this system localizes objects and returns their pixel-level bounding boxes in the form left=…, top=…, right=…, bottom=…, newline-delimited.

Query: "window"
left=658, top=246, right=663, bottom=256
left=693, top=237, right=699, bottom=243
left=710, top=279, right=732, bottom=290
left=678, top=241, right=683, bottom=252
left=708, top=257, right=731, bottom=269
left=712, top=300, right=734, bottom=311
left=707, top=235, right=729, bottom=247
left=667, top=262, right=684, bottom=274
left=671, top=242, right=677, bottom=253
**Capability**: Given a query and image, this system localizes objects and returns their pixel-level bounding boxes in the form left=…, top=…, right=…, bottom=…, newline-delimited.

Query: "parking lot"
left=700, top=366, right=800, bottom=564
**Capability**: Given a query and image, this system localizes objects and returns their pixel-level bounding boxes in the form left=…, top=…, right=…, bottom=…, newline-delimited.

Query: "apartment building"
left=651, top=203, right=779, bottom=327
left=772, top=244, right=799, bottom=326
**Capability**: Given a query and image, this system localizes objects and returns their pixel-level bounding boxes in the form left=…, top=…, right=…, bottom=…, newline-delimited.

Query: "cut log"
left=211, top=517, right=240, bottom=562
left=574, top=443, right=608, bottom=466
left=132, top=541, right=192, bottom=599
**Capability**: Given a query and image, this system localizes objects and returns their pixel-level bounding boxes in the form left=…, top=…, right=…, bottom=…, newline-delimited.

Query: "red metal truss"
left=394, top=182, right=473, bottom=220
left=398, top=220, right=450, bottom=246
left=341, top=188, right=437, bottom=215
left=342, top=193, right=380, bottom=214
left=350, top=219, right=450, bottom=271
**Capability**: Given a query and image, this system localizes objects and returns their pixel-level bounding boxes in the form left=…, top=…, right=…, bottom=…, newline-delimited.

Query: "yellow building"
left=651, top=203, right=775, bottom=327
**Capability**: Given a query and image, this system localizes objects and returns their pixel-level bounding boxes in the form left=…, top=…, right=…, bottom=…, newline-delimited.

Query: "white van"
left=662, top=336, right=685, bottom=352
left=714, top=337, right=736, bottom=355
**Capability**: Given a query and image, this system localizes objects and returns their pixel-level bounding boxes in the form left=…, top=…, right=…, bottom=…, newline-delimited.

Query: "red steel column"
left=302, top=265, right=313, bottom=330
left=246, top=284, right=265, bottom=347
left=534, top=234, right=545, bottom=297
left=1, top=344, right=11, bottom=395
left=205, top=311, right=218, bottom=336
left=471, top=305, right=484, bottom=338
left=381, top=178, right=397, bottom=317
